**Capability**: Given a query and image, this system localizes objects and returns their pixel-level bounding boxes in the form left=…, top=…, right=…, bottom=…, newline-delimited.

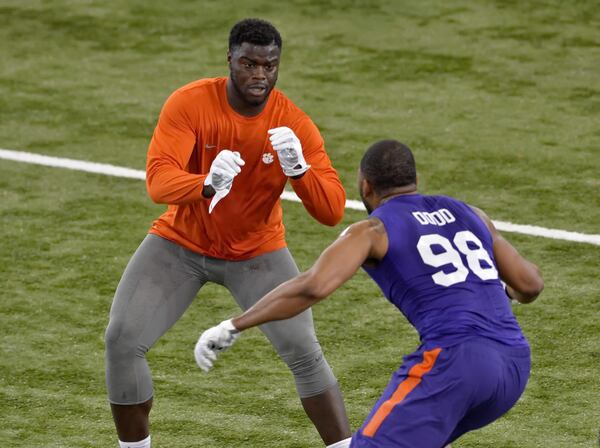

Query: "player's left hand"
left=194, top=319, right=241, bottom=372
left=268, top=127, right=310, bottom=177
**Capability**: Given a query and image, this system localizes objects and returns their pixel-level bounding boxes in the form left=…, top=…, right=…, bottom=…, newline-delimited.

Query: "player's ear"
left=227, top=50, right=232, bottom=65
left=361, top=178, right=373, bottom=199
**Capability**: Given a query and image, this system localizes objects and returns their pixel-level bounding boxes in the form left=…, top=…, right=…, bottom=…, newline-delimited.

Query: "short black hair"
left=229, top=18, right=282, bottom=51
left=360, top=140, right=417, bottom=194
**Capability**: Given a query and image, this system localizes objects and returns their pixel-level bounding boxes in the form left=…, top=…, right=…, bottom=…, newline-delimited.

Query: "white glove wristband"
left=209, top=319, right=239, bottom=350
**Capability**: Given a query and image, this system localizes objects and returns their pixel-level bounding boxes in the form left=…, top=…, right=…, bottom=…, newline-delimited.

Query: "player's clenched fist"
left=203, top=150, right=245, bottom=213
left=194, top=319, right=241, bottom=372
left=268, top=127, right=310, bottom=177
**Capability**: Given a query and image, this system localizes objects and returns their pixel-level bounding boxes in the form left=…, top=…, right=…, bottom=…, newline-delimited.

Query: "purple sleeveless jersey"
left=363, top=194, right=528, bottom=349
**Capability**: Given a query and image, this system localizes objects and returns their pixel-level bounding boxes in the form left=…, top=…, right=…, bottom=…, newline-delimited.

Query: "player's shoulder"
left=176, top=77, right=225, bottom=94
left=163, top=77, right=225, bottom=112
left=270, top=88, right=311, bottom=122
left=340, top=218, right=388, bottom=249
left=422, top=194, right=471, bottom=212
left=425, top=195, right=494, bottom=235
left=343, top=217, right=382, bottom=234
left=423, top=193, right=459, bottom=204
left=170, top=77, right=225, bottom=102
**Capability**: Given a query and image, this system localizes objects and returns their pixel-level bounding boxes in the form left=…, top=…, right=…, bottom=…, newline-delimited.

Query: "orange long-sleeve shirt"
left=146, top=77, right=346, bottom=260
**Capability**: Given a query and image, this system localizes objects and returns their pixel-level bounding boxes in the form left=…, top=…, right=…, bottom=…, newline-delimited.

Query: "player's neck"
left=378, top=185, right=418, bottom=205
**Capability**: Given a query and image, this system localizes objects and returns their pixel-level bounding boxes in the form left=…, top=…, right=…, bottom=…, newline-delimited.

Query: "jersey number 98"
left=417, top=231, right=498, bottom=287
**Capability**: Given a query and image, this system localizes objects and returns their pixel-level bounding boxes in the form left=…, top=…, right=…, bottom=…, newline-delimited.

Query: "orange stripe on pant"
left=362, top=348, right=443, bottom=437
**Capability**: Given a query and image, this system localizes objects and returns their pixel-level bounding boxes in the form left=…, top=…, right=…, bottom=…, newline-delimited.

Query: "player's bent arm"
left=232, top=218, right=387, bottom=331
left=287, top=118, right=346, bottom=226
left=290, top=166, right=346, bottom=226
left=495, top=236, right=544, bottom=303
left=146, top=91, right=208, bottom=204
left=471, top=206, right=544, bottom=303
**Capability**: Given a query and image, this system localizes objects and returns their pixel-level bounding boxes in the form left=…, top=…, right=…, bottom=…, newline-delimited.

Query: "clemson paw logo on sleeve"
left=262, top=153, right=274, bottom=164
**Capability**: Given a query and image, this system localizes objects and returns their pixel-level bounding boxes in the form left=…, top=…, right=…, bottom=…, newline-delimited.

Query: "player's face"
left=228, top=42, right=280, bottom=107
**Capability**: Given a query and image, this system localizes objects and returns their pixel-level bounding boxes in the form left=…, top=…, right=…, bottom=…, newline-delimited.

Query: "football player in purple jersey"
left=196, top=139, right=543, bottom=448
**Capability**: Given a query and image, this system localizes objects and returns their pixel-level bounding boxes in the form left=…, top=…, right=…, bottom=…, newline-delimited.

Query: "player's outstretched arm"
left=232, top=218, right=387, bottom=331
left=471, top=206, right=544, bottom=303
left=194, top=218, right=387, bottom=372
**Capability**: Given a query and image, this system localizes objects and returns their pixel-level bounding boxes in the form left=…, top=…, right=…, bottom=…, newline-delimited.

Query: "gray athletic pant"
left=105, top=234, right=337, bottom=405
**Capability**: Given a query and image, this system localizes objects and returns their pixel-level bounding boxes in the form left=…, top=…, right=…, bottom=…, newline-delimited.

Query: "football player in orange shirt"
left=104, top=18, right=350, bottom=448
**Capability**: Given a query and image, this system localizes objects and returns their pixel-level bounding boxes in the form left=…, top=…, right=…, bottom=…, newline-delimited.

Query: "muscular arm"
left=288, top=118, right=346, bottom=226
left=232, top=218, right=388, bottom=331
left=146, top=90, right=210, bottom=204
left=471, top=206, right=544, bottom=303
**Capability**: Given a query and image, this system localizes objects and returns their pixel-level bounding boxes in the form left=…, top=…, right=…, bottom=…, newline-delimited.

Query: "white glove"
left=203, top=150, right=245, bottom=213
left=194, top=319, right=241, bottom=372
left=268, top=127, right=310, bottom=177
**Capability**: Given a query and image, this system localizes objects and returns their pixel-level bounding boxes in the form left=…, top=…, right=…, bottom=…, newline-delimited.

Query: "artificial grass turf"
left=1, top=1, right=599, bottom=446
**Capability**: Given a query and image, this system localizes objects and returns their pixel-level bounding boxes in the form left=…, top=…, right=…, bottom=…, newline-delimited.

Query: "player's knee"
left=105, top=317, right=154, bottom=404
left=283, top=349, right=338, bottom=397
left=284, top=348, right=325, bottom=375
left=104, top=317, right=147, bottom=361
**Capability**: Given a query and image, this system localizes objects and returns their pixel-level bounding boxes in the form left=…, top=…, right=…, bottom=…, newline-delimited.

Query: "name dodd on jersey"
left=412, top=208, right=456, bottom=226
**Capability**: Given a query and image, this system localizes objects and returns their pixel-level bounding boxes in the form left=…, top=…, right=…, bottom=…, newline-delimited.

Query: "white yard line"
left=0, top=148, right=146, bottom=180
left=2, top=148, right=599, bottom=246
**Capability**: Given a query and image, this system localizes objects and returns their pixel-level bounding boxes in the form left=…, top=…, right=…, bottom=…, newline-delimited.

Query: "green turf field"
left=1, top=1, right=599, bottom=447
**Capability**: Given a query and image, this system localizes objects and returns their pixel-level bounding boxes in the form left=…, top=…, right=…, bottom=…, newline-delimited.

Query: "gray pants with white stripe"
left=105, top=234, right=336, bottom=405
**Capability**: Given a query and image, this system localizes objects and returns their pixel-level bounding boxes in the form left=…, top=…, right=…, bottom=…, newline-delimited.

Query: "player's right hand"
left=203, top=150, right=245, bottom=213
left=194, top=319, right=241, bottom=372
